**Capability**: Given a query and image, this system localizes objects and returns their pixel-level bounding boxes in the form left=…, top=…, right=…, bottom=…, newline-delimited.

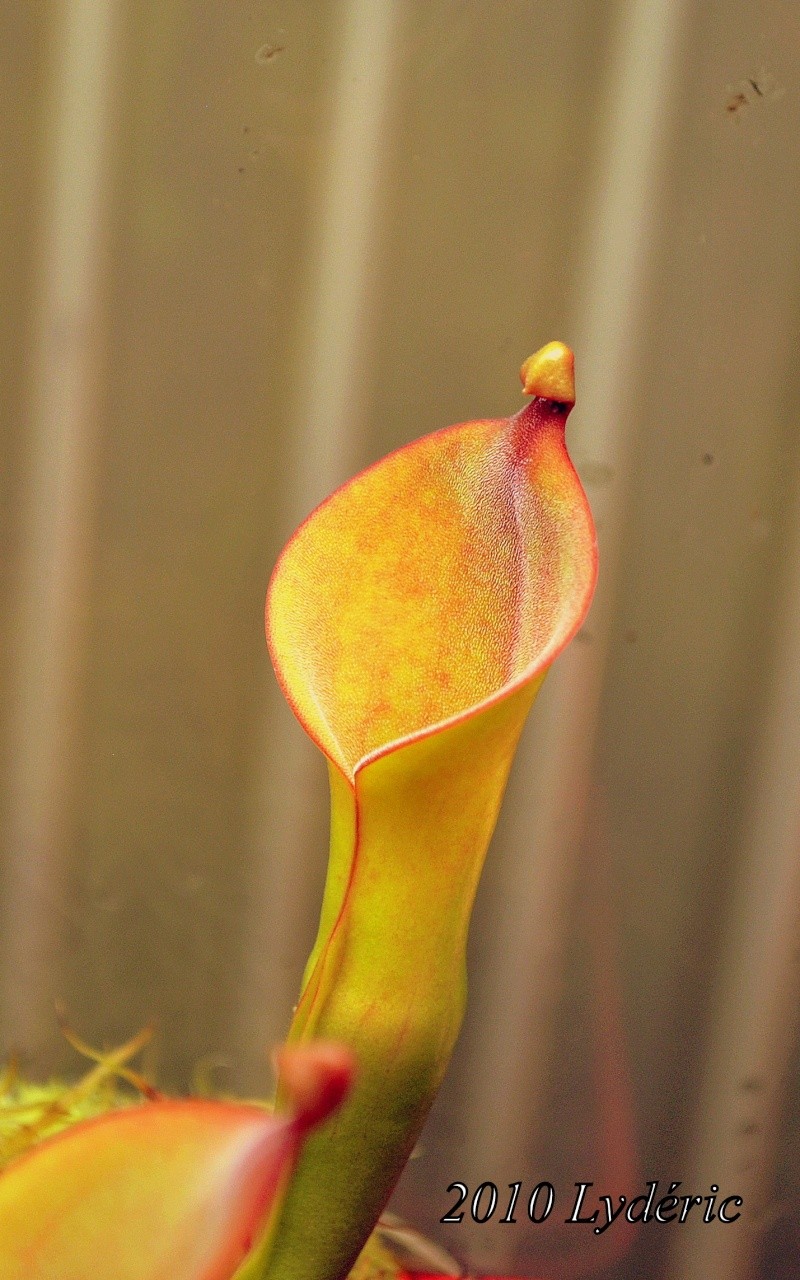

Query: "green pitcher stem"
left=261, top=684, right=539, bottom=1280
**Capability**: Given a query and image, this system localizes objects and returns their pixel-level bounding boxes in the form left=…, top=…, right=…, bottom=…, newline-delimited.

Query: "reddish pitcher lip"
left=267, top=351, right=597, bottom=785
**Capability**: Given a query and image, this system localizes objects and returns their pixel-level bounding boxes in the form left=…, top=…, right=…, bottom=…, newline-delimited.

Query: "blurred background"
left=1, top=1, right=799, bottom=1277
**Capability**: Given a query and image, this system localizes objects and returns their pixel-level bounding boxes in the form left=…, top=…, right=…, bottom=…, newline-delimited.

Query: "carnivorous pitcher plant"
left=0, top=342, right=597, bottom=1280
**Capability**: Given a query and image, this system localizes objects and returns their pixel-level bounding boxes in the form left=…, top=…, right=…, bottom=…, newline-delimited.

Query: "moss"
left=0, top=1022, right=153, bottom=1171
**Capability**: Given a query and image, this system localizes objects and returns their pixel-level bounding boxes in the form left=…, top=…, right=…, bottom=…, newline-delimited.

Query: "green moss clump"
left=0, top=1022, right=153, bottom=1171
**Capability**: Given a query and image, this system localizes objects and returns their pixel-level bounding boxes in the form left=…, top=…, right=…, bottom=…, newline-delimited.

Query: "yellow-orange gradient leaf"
left=0, top=1043, right=353, bottom=1280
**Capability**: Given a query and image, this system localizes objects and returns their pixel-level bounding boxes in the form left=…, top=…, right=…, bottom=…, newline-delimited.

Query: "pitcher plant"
left=0, top=342, right=597, bottom=1280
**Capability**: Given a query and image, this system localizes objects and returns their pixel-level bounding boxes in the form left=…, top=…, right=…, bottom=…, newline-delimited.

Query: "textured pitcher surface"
left=264, top=342, right=597, bottom=1280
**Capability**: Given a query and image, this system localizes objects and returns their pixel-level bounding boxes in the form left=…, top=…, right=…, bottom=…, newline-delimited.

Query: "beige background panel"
left=1, top=3, right=799, bottom=1278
